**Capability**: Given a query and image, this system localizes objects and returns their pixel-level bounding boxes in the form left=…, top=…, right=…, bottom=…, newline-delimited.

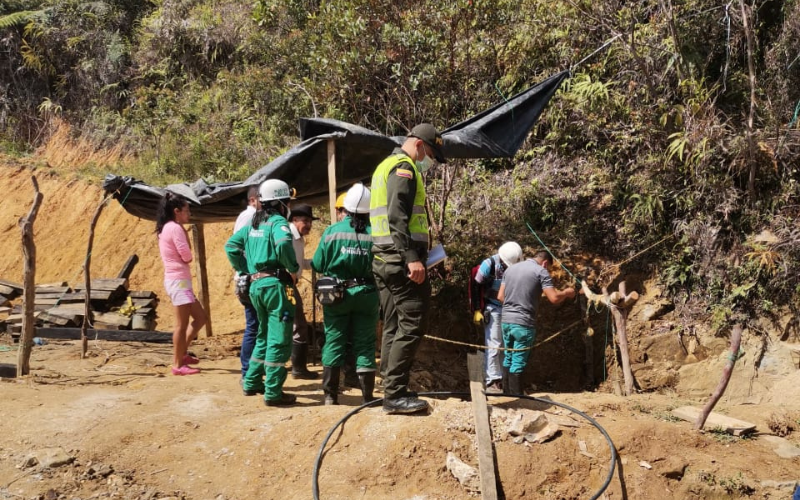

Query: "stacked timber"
left=0, top=276, right=159, bottom=340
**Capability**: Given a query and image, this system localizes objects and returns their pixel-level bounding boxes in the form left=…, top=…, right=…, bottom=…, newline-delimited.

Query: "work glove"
left=473, top=310, right=484, bottom=325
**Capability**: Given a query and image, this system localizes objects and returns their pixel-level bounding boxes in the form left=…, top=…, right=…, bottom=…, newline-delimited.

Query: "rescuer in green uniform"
left=311, top=183, right=378, bottom=405
left=225, top=179, right=300, bottom=407
left=370, top=123, right=446, bottom=415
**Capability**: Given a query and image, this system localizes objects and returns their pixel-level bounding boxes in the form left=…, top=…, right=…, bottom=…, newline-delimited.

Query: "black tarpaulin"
left=102, top=70, right=569, bottom=223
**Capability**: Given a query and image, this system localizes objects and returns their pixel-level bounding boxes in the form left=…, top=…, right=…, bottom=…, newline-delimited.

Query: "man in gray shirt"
left=498, top=250, right=576, bottom=395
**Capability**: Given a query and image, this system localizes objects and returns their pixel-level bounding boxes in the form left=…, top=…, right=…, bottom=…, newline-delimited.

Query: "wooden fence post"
left=81, top=196, right=110, bottom=358
left=17, top=176, right=43, bottom=377
left=695, top=325, right=743, bottom=430
left=191, top=224, right=213, bottom=337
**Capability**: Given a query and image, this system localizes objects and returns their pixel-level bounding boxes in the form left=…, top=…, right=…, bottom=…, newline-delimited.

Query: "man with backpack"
left=471, top=242, right=523, bottom=393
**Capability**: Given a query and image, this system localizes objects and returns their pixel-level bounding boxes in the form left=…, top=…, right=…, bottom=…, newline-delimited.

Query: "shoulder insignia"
left=395, top=168, right=413, bottom=179
left=280, top=226, right=290, bottom=232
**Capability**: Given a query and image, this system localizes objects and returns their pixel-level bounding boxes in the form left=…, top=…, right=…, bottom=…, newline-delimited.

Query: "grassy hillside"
left=2, top=0, right=799, bottom=334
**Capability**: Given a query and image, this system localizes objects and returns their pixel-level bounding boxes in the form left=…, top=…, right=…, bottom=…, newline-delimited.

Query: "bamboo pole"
left=81, top=196, right=110, bottom=358
left=17, top=176, right=43, bottom=377
left=695, top=325, right=744, bottom=430
left=191, top=224, right=213, bottom=337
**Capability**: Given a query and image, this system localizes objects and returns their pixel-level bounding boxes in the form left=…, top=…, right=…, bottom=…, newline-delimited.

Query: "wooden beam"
left=116, top=254, right=139, bottom=280
left=191, top=224, right=213, bottom=337
left=609, top=281, right=635, bottom=396
left=467, top=352, right=499, bottom=500
left=17, top=176, right=43, bottom=377
left=35, top=327, right=172, bottom=343
left=326, top=139, right=338, bottom=223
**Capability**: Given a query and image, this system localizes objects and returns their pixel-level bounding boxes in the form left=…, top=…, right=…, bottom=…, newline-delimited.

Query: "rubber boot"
left=358, top=372, right=376, bottom=404
left=502, top=367, right=510, bottom=395
left=291, top=343, right=319, bottom=380
left=342, top=351, right=360, bottom=388
left=322, top=366, right=340, bottom=405
left=507, top=372, right=523, bottom=396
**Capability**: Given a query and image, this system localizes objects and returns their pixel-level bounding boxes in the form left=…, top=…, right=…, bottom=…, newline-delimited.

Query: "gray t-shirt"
left=501, top=259, right=554, bottom=327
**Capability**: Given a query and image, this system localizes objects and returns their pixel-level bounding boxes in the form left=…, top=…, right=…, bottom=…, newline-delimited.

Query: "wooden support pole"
left=81, top=196, right=109, bottom=358
left=612, top=281, right=635, bottom=396
left=467, top=353, right=499, bottom=500
left=191, top=224, right=213, bottom=337
left=327, top=139, right=337, bottom=222
left=695, top=325, right=743, bottom=430
left=578, top=290, right=594, bottom=388
left=17, top=176, right=43, bottom=377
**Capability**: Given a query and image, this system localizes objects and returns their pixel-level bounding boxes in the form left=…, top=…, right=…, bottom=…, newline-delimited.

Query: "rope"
left=425, top=319, right=584, bottom=352
left=525, top=222, right=577, bottom=281
left=597, top=233, right=674, bottom=284
left=570, top=33, right=622, bottom=72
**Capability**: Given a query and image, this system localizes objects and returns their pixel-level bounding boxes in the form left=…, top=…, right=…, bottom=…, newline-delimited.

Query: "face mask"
left=416, top=154, right=433, bottom=173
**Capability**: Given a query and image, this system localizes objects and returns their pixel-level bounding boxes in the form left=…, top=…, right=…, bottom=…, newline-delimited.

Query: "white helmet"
left=343, top=183, right=371, bottom=214
left=498, top=241, right=523, bottom=266
left=259, top=179, right=292, bottom=202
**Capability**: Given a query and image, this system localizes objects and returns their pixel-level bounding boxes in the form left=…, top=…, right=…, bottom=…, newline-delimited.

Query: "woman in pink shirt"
left=156, top=193, right=207, bottom=375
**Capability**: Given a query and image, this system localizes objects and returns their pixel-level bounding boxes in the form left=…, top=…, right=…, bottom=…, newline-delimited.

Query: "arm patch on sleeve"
left=395, top=168, right=413, bottom=179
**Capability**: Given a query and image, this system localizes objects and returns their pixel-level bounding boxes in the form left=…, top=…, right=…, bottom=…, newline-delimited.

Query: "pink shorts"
left=164, top=279, right=197, bottom=306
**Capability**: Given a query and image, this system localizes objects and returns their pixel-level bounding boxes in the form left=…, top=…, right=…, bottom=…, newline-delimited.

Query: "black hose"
left=312, top=392, right=617, bottom=500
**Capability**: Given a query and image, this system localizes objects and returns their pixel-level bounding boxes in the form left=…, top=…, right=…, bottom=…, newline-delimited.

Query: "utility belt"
left=250, top=268, right=294, bottom=286
left=314, top=276, right=375, bottom=306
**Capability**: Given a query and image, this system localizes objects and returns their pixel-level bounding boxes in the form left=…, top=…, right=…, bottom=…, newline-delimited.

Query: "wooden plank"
left=671, top=406, right=757, bottom=436
left=34, top=298, right=62, bottom=305
left=0, top=284, right=18, bottom=296
left=0, top=295, right=8, bottom=307
left=128, top=290, right=157, bottom=299
left=73, top=278, right=127, bottom=292
left=467, top=352, right=499, bottom=500
left=61, top=290, right=115, bottom=302
left=0, top=279, right=24, bottom=293
left=191, top=224, right=213, bottom=337
left=116, top=254, right=140, bottom=280
left=133, top=307, right=154, bottom=316
left=93, top=312, right=131, bottom=328
left=35, top=286, right=71, bottom=294
left=37, top=311, right=76, bottom=327
left=131, top=298, right=156, bottom=308
left=0, top=306, right=11, bottom=315
left=34, top=327, right=172, bottom=343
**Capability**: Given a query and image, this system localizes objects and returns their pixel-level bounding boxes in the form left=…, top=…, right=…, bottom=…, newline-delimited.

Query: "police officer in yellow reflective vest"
left=370, top=123, right=445, bottom=415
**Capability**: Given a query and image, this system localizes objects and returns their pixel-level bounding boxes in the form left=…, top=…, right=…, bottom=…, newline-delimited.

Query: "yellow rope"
left=424, top=319, right=584, bottom=352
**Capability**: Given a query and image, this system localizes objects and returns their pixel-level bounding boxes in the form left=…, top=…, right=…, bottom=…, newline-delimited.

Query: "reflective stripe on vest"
left=369, top=154, right=428, bottom=246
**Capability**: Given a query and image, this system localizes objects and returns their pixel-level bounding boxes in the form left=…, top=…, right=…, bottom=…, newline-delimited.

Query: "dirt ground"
left=2, top=159, right=800, bottom=500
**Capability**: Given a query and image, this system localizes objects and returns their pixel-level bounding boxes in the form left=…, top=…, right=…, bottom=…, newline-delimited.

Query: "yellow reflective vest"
left=369, top=153, right=428, bottom=249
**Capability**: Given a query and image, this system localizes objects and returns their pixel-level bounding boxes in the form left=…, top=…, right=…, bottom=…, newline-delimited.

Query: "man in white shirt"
left=233, top=186, right=260, bottom=381
left=288, top=203, right=319, bottom=379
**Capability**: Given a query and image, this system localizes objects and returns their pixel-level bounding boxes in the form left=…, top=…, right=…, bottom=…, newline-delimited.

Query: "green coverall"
left=225, top=213, right=299, bottom=401
left=311, top=216, right=379, bottom=370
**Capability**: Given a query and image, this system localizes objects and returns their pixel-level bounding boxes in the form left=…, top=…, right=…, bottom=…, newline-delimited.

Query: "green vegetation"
left=1, top=0, right=799, bottom=333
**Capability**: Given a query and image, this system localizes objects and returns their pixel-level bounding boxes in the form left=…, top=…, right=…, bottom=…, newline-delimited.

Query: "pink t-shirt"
left=158, top=221, right=193, bottom=280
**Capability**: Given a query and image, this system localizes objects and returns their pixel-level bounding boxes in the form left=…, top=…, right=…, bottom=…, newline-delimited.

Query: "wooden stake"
left=17, top=176, right=43, bottom=377
left=191, top=224, right=213, bottom=337
left=81, top=196, right=109, bottom=358
left=327, top=139, right=337, bottom=222
left=467, top=353, right=499, bottom=500
left=695, top=325, right=743, bottom=430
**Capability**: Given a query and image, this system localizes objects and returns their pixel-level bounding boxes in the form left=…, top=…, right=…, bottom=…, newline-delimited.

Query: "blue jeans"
left=502, top=323, right=536, bottom=375
left=483, top=303, right=504, bottom=384
left=240, top=300, right=259, bottom=377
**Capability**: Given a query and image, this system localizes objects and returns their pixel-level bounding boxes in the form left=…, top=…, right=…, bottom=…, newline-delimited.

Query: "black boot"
left=264, top=392, right=297, bottom=407
left=502, top=367, right=510, bottom=395
left=358, top=372, right=376, bottom=404
left=507, top=372, right=523, bottom=396
left=322, top=366, right=340, bottom=405
left=383, top=396, right=429, bottom=415
left=291, top=343, right=319, bottom=380
left=342, top=351, right=360, bottom=388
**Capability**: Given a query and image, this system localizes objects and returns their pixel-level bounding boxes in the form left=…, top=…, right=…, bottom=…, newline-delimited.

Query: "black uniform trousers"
left=373, top=253, right=430, bottom=400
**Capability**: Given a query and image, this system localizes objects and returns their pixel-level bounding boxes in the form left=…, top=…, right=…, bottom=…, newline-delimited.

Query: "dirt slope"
left=2, top=160, right=800, bottom=500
